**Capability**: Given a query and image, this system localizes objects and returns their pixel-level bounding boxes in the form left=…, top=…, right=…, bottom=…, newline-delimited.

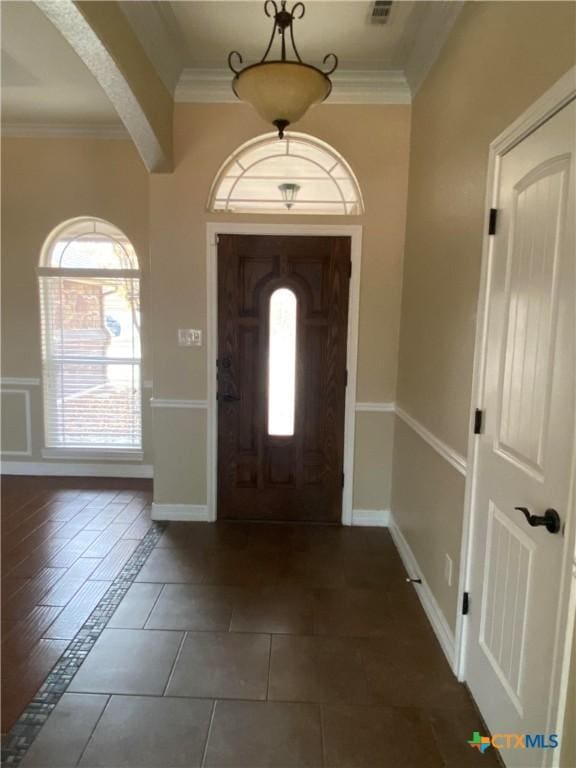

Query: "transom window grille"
left=209, top=132, right=364, bottom=215
left=38, top=218, right=142, bottom=451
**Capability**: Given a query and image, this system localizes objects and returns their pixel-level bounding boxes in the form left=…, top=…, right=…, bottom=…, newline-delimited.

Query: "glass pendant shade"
left=228, top=1, right=338, bottom=138
left=233, top=62, right=331, bottom=127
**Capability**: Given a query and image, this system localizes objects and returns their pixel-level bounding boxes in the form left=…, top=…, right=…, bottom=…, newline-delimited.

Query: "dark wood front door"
left=217, top=234, right=351, bottom=523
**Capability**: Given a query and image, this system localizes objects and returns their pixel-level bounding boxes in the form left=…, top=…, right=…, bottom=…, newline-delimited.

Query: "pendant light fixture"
left=228, top=1, right=338, bottom=139
left=278, top=183, right=300, bottom=209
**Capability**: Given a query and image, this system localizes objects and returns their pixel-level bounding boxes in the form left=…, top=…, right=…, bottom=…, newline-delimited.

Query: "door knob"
left=217, top=392, right=240, bottom=402
left=514, top=507, right=561, bottom=534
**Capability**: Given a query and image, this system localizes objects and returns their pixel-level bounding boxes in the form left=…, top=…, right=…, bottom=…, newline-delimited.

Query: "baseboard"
left=0, top=461, right=153, bottom=478
left=151, top=503, right=209, bottom=522
left=388, top=512, right=456, bottom=671
left=351, top=509, right=390, bottom=527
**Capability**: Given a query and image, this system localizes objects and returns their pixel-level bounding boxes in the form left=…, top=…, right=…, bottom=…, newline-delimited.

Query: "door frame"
left=455, top=66, right=576, bottom=762
left=206, top=222, right=363, bottom=527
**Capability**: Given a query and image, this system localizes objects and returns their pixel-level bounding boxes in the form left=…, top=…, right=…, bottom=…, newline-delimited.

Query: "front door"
left=217, top=234, right=351, bottom=523
left=466, top=101, right=575, bottom=766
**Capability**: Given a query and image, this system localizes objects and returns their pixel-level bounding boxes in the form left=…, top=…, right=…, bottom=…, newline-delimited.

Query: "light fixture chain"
left=280, top=22, right=286, bottom=61
left=288, top=4, right=304, bottom=63
left=261, top=0, right=280, bottom=62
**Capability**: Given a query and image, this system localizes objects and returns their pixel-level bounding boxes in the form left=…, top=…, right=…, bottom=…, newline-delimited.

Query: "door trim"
left=206, top=222, right=362, bottom=526
left=456, top=66, right=576, bottom=764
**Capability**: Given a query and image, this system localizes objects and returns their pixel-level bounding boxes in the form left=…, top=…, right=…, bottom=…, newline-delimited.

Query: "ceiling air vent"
left=370, top=1, right=393, bottom=24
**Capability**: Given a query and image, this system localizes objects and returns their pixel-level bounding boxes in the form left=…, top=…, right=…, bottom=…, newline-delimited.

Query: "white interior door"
left=466, top=100, right=575, bottom=768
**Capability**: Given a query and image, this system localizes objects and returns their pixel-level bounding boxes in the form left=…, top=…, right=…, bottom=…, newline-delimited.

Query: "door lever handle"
left=514, top=507, right=561, bottom=534
left=217, top=392, right=240, bottom=402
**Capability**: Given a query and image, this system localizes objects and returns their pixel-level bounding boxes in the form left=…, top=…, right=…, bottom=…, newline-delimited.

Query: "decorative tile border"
left=1, top=521, right=166, bottom=766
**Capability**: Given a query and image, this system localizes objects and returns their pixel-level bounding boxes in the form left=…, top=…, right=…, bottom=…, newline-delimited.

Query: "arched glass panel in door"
left=268, top=288, right=297, bottom=436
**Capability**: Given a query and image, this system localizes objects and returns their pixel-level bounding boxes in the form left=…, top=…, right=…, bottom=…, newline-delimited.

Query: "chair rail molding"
left=150, top=398, right=208, bottom=409
left=395, top=405, right=467, bottom=476
left=355, top=401, right=395, bottom=412
left=0, top=377, right=41, bottom=387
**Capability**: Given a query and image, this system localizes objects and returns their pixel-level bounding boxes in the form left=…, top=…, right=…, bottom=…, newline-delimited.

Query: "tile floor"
left=1, top=476, right=153, bottom=733
left=4, top=497, right=501, bottom=768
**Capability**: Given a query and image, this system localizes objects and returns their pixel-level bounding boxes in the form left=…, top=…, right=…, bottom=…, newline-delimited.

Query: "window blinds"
left=39, top=274, right=142, bottom=450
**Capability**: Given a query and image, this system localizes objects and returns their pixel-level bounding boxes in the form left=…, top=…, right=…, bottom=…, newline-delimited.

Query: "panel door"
left=466, top=101, right=575, bottom=766
left=217, top=234, right=350, bottom=523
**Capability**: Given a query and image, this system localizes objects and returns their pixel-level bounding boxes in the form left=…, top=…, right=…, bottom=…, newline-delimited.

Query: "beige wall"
left=353, top=412, right=395, bottom=513
left=1, top=104, right=410, bottom=509
left=0, top=136, right=154, bottom=465
left=392, top=0, right=576, bottom=628
left=150, top=102, right=410, bottom=507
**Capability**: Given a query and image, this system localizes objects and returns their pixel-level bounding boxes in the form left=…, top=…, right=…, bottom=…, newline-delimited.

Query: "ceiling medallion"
left=228, top=1, right=338, bottom=139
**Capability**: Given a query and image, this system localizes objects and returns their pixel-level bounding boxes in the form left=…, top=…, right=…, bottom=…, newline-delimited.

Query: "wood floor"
left=1, top=475, right=153, bottom=733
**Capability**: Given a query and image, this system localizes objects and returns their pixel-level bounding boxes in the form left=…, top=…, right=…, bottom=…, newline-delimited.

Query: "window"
left=268, top=288, right=297, bottom=436
left=209, top=132, right=364, bottom=215
left=38, top=218, right=142, bottom=453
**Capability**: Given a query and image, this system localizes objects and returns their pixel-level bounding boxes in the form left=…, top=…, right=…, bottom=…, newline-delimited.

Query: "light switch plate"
left=178, top=329, right=202, bottom=347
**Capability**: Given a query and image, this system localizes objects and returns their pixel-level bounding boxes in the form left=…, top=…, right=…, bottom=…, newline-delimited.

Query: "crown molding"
left=175, top=68, right=411, bottom=105
left=405, top=0, right=464, bottom=97
left=175, top=69, right=232, bottom=103
left=1, top=123, right=129, bottom=139
left=331, top=70, right=410, bottom=104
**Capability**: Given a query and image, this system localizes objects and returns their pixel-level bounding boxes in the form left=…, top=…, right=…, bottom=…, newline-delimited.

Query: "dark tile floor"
left=8, top=504, right=501, bottom=768
left=1, top=476, right=153, bottom=733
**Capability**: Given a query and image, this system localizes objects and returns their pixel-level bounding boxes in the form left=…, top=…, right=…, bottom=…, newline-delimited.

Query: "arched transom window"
left=209, top=132, right=364, bottom=215
left=38, top=218, right=142, bottom=452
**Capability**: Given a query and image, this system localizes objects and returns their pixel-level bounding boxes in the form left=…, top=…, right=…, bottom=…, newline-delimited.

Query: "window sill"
left=41, top=447, right=144, bottom=462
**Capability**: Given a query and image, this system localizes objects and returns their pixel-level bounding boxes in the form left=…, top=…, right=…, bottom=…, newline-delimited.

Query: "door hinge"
left=215, top=234, right=220, bottom=244
left=462, top=591, right=470, bottom=615
left=473, top=408, right=484, bottom=435
left=344, top=369, right=348, bottom=387
left=488, top=208, right=498, bottom=235
left=341, top=471, right=345, bottom=488
left=348, top=261, right=352, bottom=279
